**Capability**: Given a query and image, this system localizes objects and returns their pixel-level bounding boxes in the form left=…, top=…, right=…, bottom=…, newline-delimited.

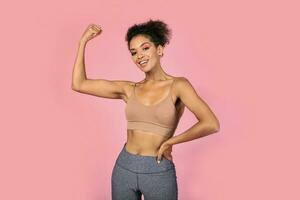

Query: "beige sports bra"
left=125, top=78, right=183, bottom=138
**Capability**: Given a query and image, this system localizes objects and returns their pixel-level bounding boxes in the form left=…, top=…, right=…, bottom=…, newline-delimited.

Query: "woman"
left=72, top=19, right=220, bottom=200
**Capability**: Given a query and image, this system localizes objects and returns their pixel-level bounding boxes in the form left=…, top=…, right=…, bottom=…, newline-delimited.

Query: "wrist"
left=79, top=40, right=87, bottom=46
left=165, top=138, right=175, bottom=146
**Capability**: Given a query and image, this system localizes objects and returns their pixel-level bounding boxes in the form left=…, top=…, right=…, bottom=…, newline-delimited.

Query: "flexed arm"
left=71, top=24, right=131, bottom=100
left=72, top=24, right=102, bottom=90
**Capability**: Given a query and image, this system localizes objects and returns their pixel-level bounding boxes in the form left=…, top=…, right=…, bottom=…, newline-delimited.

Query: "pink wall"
left=0, top=0, right=299, bottom=199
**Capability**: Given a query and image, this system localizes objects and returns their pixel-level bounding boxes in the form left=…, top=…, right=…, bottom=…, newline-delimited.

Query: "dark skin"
left=72, top=24, right=220, bottom=163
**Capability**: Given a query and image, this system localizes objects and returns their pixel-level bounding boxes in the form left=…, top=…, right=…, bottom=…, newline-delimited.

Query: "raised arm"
left=71, top=24, right=131, bottom=100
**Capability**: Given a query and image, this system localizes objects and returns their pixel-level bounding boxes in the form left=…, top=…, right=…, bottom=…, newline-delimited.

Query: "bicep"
left=177, top=77, right=219, bottom=125
left=74, top=78, right=131, bottom=100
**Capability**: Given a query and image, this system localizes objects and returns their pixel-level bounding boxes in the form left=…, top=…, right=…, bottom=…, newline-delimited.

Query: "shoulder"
left=173, top=76, right=188, bottom=83
left=173, top=76, right=193, bottom=90
left=173, top=76, right=197, bottom=97
left=111, top=80, right=136, bottom=92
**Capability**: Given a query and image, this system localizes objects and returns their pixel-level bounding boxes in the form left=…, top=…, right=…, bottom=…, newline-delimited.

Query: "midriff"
left=125, top=129, right=170, bottom=156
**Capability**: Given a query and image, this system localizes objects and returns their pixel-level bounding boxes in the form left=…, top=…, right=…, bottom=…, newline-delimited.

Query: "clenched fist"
left=80, top=24, right=102, bottom=43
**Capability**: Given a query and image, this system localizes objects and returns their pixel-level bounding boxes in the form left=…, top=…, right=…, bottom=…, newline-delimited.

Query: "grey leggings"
left=111, top=142, right=178, bottom=200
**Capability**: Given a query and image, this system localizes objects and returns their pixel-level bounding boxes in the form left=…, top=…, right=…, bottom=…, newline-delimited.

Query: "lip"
left=138, top=59, right=149, bottom=67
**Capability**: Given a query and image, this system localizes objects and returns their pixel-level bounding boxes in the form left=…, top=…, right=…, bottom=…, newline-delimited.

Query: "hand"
left=80, top=24, right=102, bottom=43
left=156, top=142, right=173, bottom=164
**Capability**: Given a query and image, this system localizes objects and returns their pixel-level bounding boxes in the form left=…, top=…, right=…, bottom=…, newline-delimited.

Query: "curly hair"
left=125, top=19, right=172, bottom=50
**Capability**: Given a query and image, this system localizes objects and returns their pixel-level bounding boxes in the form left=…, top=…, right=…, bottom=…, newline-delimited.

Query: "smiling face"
left=129, top=34, right=164, bottom=72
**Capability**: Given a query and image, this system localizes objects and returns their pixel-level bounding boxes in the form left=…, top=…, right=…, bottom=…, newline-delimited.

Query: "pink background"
left=0, top=0, right=299, bottom=199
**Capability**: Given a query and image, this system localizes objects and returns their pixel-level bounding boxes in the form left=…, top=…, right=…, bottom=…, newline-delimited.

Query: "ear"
left=157, top=45, right=164, bottom=56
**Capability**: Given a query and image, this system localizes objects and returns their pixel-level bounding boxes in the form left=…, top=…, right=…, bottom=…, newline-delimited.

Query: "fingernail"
left=157, top=160, right=160, bottom=164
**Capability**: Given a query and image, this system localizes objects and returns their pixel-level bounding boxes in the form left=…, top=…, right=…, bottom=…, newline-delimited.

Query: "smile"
left=138, top=60, right=148, bottom=66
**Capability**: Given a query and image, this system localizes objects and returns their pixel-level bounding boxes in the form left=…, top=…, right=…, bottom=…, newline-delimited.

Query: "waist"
left=115, top=142, right=175, bottom=173
left=125, top=142, right=158, bottom=157
left=126, top=130, right=169, bottom=156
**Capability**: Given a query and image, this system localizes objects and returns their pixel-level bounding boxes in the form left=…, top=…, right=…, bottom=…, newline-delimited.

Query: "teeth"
left=139, top=60, right=148, bottom=64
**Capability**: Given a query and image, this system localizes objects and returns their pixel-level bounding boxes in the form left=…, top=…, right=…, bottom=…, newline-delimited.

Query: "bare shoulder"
left=173, top=76, right=188, bottom=84
left=173, top=76, right=190, bottom=84
left=173, top=76, right=194, bottom=96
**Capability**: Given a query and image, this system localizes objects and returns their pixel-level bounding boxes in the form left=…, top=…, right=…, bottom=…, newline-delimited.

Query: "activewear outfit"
left=111, top=78, right=184, bottom=200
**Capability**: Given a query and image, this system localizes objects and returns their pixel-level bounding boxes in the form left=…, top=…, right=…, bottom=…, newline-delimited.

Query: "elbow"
left=71, top=84, right=80, bottom=91
left=212, top=121, right=220, bottom=133
left=213, top=126, right=220, bottom=133
left=207, top=119, right=220, bottom=133
left=72, top=80, right=85, bottom=91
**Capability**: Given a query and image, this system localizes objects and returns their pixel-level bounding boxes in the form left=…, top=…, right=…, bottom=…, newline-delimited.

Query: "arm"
left=71, top=41, right=87, bottom=90
left=71, top=41, right=130, bottom=100
left=166, top=77, right=220, bottom=146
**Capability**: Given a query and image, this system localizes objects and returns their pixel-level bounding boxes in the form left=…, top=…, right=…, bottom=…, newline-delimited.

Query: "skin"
left=72, top=24, right=220, bottom=164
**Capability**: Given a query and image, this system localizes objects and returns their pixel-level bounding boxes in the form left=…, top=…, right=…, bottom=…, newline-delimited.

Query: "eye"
left=130, top=46, right=149, bottom=56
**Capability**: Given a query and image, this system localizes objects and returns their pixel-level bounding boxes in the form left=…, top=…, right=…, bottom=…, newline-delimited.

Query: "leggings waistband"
left=115, top=143, right=175, bottom=174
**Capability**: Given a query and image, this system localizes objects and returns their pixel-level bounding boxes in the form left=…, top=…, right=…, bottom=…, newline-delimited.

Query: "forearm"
left=72, top=41, right=88, bottom=90
left=166, top=122, right=219, bottom=146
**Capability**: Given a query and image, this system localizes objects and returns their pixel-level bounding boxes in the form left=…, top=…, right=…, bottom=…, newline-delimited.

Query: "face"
left=129, top=34, right=164, bottom=72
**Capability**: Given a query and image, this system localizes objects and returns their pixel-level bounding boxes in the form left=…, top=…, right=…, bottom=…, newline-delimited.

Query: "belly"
left=126, top=129, right=169, bottom=156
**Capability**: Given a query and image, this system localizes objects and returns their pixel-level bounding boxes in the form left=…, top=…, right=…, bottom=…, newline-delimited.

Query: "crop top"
left=125, top=78, right=183, bottom=138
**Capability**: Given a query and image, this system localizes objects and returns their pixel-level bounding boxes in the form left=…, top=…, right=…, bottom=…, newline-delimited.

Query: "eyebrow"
left=129, top=42, right=150, bottom=51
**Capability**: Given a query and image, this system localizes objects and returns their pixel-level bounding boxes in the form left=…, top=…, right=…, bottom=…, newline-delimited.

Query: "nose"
left=137, top=52, right=144, bottom=59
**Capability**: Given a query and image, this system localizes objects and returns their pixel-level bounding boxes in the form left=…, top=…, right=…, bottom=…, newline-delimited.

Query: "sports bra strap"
left=133, top=78, right=176, bottom=98
left=169, top=78, right=175, bottom=94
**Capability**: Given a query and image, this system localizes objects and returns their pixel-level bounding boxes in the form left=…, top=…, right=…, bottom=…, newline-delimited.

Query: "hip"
left=115, top=142, right=175, bottom=174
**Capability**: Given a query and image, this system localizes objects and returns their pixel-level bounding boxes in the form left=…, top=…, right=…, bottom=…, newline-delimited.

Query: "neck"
left=144, top=63, right=169, bottom=81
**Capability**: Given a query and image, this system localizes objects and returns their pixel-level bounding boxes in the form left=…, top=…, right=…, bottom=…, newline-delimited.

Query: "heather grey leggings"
left=111, top=142, right=178, bottom=200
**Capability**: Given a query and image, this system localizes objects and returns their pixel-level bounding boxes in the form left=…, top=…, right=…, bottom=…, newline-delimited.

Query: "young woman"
left=72, top=19, right=220, bottom=200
